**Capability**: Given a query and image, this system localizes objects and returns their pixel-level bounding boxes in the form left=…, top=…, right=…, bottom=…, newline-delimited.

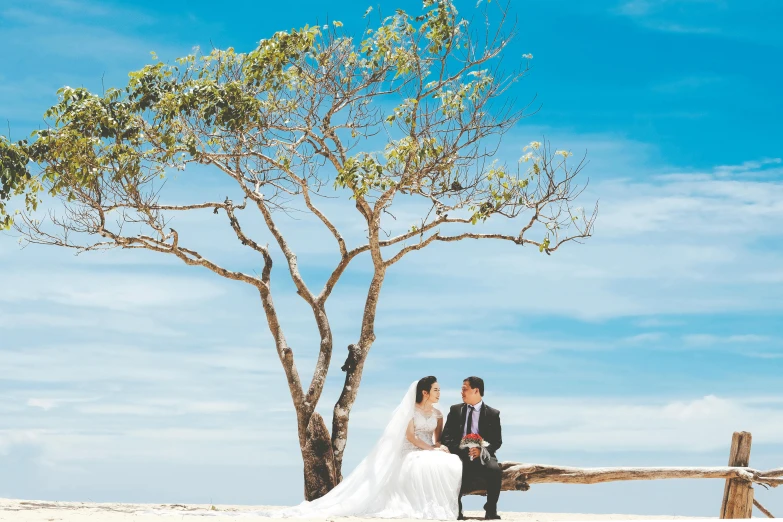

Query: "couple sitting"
left=273, top=376, right=503, bottom=520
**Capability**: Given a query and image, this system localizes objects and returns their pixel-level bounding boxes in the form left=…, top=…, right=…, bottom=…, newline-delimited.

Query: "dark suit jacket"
left=442, top=402, right=502, bottom=459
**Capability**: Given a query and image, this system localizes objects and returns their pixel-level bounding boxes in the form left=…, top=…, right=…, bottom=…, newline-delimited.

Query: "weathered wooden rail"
left=465, top=431, right=778, bottom=519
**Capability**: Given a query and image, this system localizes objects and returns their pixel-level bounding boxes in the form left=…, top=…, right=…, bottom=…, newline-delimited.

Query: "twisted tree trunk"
left=301, top=413, right=338, bottom=501
left=331, top=269, right=386, bottom=481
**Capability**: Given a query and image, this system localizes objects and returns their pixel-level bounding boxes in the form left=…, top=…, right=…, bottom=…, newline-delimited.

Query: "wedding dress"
left=145, top=382, right=462, bottom=519
left=381, top=405, right=463, bottom=518
left=268, top=381, right=463, bottom=519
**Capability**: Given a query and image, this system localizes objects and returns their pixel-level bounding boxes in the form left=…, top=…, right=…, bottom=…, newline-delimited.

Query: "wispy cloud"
left=26, top=397, right=97, bottom=411
left=634, top=317, right=684, bottom=328
left=7, top=391, right=783, bottom=469
left=0, top=270, right=225, bottom=311
left=0, top=0, right=780, bottom=513
left=743, top=351, right=783, bottom=360
left=3, top=0, right=157, bottom=24
left=623, top=332, right=665, bottom=344
left=379, top=152, right=783, bottom=321
left=495, top=393, right=783, bottom=454
left=612, top=0, right=783, bottom=49
left=683, top=334, right=771, bottom=346
left=613, top=0, right=725, bottom=36
left=0, top=0, right=191, bottom=130
left=652, top=74, right=724, bottom=93
left=714, top=158, right=783, bottom=178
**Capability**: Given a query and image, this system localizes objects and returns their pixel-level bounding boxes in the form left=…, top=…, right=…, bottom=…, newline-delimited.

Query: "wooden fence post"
left=720, top=431, right=754, bottom=519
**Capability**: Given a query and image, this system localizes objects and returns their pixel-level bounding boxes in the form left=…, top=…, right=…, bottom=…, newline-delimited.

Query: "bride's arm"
left=405, top=419, right=435, bottom=450
left=433, top=416, right=449, bottom=452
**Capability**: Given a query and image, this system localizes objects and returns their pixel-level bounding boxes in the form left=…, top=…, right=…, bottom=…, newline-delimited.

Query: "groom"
left=442, top=376, right=503, bottom=520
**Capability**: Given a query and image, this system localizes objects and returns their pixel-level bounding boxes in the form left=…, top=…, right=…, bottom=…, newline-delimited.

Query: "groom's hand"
left=469, top=448, right=480, bottom=459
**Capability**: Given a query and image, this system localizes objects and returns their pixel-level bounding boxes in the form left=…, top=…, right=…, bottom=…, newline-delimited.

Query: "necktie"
left=466, top=406, right=475, bottom=435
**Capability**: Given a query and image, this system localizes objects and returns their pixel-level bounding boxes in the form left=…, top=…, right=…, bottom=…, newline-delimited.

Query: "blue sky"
left=1, top=0, right=782, bottom=516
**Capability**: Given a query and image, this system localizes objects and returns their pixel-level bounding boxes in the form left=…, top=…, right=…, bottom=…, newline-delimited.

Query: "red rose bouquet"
left=459, top=433, right=490, bottom=462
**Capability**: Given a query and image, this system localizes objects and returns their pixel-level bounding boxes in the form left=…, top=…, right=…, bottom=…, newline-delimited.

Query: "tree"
left=0, top=136, right=37, bottom=230
left=0, top=0, right=597, bottom=500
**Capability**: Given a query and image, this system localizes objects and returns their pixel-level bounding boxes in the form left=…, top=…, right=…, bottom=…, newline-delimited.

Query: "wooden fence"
left=467, top=431, right=780, bottom=519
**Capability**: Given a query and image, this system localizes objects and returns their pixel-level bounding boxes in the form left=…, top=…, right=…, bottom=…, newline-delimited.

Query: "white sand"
left=0, top=498, right=726, bottom=522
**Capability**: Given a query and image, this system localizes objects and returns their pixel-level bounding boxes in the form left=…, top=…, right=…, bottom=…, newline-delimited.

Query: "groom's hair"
left=464, top=376, right=484, bottom=396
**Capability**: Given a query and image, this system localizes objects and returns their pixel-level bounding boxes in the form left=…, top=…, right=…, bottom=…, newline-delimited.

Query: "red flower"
left=460, top=434, right=484, bottom=444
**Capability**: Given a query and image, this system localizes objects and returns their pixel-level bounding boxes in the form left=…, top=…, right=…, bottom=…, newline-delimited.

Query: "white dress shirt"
left=462, top=400, right=483, bottom=436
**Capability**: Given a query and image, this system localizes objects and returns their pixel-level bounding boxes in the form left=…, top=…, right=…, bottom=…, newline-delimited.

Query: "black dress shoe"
left=485, top=513, right=501, bottom=520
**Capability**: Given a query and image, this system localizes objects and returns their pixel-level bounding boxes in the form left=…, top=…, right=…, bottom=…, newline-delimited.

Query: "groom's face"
left=461, top=381, right=482, bottom=405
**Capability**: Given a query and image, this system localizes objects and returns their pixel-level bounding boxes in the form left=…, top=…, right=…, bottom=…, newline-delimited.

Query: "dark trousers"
left=458, top=455, right=502, bottom=515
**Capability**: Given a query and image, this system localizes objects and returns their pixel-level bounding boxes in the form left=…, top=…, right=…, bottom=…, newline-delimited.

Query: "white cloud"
left=0, top=429, right=42, bottom=456
left=26, top=398, right=59, bottom=411
left=26, top=397, right=97, bottom=411
left=0, top=125, right=781, bottom=508
left=683, top=334, right=771, bottom=346
left=371, top=147, right=783, bottom=321
left=8, top=391, right=783, bottom=470
left=0, top=427, right=296, bottom=466
left=652, top=75, right=724, bottom=93
left=0, top=342, right=283, bottom=387
left=493, top=393, right=783, bottom=454
left=0, top=310, right=188, bottom=337
left=714, top=157, right=782, bottom=177
left=617, top=0, right=653, bottom=17
left=15, top=135, right=783, bottom=323
left=612, top=0, right=723, bottom=36
left=743, top=352, right=783, bottom=359
left=0, top=270, right=225, bottom=311
left=623, top=332, right=665, bottom=344
left=634, top=317, right=684, bottom=328
left=75, top=400, right=251, bottom=416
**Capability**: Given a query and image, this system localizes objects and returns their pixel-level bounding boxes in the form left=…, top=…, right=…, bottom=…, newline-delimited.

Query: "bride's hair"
left=415, top=376, right=438, bottom=403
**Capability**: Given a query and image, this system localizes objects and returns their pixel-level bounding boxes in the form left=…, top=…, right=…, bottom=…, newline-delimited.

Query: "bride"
left=145, top=377, right=462, bottom=519
left=269, top=376, right=463, bottom=519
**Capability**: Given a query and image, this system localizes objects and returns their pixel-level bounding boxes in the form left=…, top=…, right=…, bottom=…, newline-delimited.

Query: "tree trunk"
left=720, top=431, right=754, bottom=519
left=331, top=270, right=386, bottom=481
left=301, top=412, right=338, bottom=501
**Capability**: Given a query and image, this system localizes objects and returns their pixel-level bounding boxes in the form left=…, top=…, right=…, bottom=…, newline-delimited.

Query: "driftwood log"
left=463, top=463, right=782, bottom=495
left=457, top=432, right=779, bottom=519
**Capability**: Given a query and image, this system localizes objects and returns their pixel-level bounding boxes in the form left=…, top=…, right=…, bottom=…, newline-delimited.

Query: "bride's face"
left=427, top=382, right=441, bottom=403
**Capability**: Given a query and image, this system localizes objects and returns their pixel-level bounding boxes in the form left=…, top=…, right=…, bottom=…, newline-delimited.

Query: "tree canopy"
left=0, top=0, right=597, bottom=500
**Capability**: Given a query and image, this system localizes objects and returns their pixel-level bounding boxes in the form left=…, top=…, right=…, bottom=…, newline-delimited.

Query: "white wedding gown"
left=374, top=406, right=463, bottom=519
left=270, top=381, right=463, bottom=519
left=144, top=382, right=462, bottom=519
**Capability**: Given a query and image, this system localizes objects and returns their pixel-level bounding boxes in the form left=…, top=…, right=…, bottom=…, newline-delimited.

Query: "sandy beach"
left=0, top=498, right=723, bottom=522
